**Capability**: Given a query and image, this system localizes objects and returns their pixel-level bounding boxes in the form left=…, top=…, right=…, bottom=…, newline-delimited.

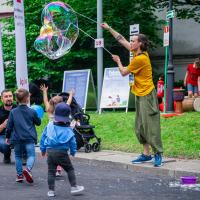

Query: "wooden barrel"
left=193, top=97, right=200, bottom=112
left=182, top=97, right=195, bottom=112
left=173, top=88, right=185, bottom=101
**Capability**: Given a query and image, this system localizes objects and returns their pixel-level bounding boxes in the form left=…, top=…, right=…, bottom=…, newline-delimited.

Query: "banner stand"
left=99, top=67, right=130, bottom=114
left=63, top=69, right=95, bottom=112
left=0, top=23, right=5, bottom=94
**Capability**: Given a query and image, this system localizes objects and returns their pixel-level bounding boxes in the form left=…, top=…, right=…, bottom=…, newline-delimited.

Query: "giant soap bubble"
left=34, top=2, right=79, bottom=60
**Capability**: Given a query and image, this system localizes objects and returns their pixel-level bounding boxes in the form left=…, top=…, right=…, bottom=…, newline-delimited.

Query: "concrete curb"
left=74, top=150, right=200, bottom=179
left=74, top=157, right=200, bottom=179
left=35, top=148, right=200, bottom=179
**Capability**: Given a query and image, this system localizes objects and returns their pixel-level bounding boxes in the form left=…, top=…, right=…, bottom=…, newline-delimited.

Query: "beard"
left=4, top=101, right=13, bottom=107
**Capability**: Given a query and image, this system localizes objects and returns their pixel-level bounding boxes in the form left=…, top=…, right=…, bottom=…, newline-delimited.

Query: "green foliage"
left=36, top=111, right=200, bottom=159
left=1, top=0, right=163, bottom=91
left=155, top=0, right=200, bottom=23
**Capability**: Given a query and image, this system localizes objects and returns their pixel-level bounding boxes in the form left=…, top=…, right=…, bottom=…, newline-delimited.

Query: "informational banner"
left=100, top=68, right=130, bottom=111
left=0, top=23, right=5, bottom=94
left=14, top=0, right=29, bottom=90
left=62, top=69, right=90, bottom=110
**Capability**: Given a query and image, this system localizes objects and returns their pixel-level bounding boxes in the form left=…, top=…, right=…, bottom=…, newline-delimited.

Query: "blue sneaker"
left=154, top=153, right=163, bottom=167
left=132, top=154, right=152, bottom=164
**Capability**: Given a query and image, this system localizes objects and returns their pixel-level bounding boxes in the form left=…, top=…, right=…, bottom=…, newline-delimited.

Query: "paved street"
left=0, top=153, right=199, bottom=200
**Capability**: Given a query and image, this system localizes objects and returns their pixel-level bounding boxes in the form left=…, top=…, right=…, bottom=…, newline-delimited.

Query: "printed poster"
left=0, top=23, right=5, bottom=94
left=14, top=0, right=29, bottom=90
left=62, top=69, right=90, bottom=110
left=100, top=67, right=130, bottom=109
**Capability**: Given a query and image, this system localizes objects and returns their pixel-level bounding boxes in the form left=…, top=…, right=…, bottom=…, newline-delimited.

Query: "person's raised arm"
left=101, top=22, right=130, bottom=51
left=66, top=89, right=75, bottom=106
left=40, top=84, right=50, bottom=112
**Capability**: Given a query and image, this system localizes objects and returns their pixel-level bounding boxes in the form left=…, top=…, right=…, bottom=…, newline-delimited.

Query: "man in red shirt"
left=184, top=58, right=200, bottom=98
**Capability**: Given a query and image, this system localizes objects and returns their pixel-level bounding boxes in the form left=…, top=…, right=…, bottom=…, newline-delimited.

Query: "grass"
left=36, top=111, right=200, bottom=159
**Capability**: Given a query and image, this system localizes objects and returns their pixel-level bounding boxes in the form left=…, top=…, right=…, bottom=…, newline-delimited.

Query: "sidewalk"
left=35, top=147, right=200, bottom=179
left=73, top=150, right=200, bottom=179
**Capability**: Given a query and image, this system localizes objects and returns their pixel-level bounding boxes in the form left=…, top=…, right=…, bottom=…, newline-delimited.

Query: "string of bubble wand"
left=73, top=24, right=112, bottom=56
left=71, top=10, right=113, bottom=56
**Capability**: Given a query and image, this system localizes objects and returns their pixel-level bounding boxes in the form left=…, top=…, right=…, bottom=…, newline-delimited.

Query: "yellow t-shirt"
left=127, top=51, right=154, bottom=96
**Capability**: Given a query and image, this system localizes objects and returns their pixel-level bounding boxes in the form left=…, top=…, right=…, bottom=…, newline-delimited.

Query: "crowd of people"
left=0, top=87, right=84, bottom=197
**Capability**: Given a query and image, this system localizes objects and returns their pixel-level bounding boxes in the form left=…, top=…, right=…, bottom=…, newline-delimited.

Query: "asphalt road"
left=0, top=154, right=199, bottom=200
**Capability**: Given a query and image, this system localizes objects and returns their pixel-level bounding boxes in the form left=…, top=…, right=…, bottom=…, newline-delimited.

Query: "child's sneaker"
left=56, top=170, right=62, bottom=177
left=132, top=154, right=152, bottom=164
left=154, top=153, right=163, bottom=167
left=71, top=185, right=84, bottom=195
left=23, top=168, right=33, bottom=183
left=47, top=190, right=55, bottom=197
left=16, top=175, right=24, bottom=182
left=56, top=165, right=62, bottom=177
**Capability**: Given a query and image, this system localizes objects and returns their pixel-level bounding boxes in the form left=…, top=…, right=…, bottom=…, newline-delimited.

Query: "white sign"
left=163, top=25, right=169, bottom=47
left=100, top=68, right=130, bottom=110
left=0, top=23, right=5, bottom=94
left=62, top=69, right=90, bottom=110
left=130, top=24, right=139, bottom=35
left=95, top=38, right=104, bottom=48
left=14, top=0, right=29, bottom=90
left=129, top=24, right=139, bottom=82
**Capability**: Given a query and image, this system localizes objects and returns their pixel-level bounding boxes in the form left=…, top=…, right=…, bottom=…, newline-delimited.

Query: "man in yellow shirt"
left=101, top=23, right=163, bottom=167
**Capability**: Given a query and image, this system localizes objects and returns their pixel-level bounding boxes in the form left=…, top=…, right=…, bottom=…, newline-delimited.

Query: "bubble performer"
left=101, top=22, right=163, bottom=167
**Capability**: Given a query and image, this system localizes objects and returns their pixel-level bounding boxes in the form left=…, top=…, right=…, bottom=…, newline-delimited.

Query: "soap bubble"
left=34, top=2, right=79, bottom=60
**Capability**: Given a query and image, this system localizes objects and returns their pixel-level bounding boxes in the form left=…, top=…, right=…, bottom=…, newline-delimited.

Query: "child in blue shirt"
left=40, top=102, right=84, bottom=197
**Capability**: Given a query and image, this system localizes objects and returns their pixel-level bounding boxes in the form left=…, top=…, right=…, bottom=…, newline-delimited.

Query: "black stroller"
left=59, top=92, right=101, bottom=153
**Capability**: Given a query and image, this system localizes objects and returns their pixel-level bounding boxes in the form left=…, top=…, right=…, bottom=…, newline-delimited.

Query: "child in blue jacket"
left=40, top=102, right=84, bottom=197
left=6, top=88, right=41, bottom=183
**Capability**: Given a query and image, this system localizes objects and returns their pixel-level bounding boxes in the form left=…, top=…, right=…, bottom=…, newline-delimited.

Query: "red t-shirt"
left=186, top=64, right=200, bottom=86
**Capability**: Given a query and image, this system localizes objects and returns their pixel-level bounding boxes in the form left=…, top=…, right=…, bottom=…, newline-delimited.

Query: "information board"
left=100, top=68, right=130, bottom=112
left=62, top=69, right=90, bottom=110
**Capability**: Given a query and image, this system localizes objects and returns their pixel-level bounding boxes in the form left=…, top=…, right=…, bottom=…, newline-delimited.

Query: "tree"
left=1, top=0, right=163, bottom=91
left=155, top=0, right=200, bottom=23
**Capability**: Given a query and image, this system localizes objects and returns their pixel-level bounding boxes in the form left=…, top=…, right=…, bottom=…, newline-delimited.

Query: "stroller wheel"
left=85, top=144, right=92, bottom=153
left=92, top=142, right=100, bottom=152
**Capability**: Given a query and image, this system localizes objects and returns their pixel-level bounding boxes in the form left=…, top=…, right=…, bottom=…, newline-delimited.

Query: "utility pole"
left=167, top=0, right=175, bottom=112
left=97, top=0, right=103, bottom=111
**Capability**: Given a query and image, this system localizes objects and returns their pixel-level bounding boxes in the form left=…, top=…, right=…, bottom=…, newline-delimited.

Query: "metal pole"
left=97, top=0, right=103, bottom=111
left=167, top=0, right=175, bottom=112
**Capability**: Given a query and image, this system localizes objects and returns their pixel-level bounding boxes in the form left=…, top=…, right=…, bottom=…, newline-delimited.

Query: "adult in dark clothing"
left=29, top=82, right=43, bottom=105
left=0, top=89, right=16, bottom=163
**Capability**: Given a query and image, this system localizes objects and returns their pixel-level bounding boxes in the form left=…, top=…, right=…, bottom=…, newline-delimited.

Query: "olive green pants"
left=135, top=89, right=163, bottom=154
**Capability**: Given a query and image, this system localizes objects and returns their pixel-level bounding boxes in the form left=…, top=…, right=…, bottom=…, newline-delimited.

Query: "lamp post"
left=167, top=0, right=175, bottom=112
left=97, top=0, right=103, bottom=111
